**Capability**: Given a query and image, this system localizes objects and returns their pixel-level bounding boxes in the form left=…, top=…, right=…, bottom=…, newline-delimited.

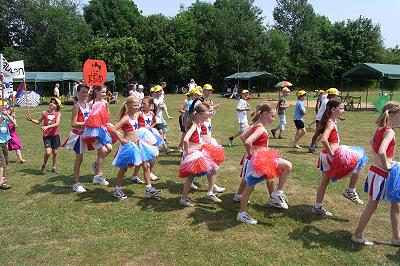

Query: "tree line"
left=1, top=0, right=399, bottom=91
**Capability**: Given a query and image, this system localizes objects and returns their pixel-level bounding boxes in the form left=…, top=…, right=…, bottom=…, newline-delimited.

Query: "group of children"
left=1, top=82, right=399, bottom=247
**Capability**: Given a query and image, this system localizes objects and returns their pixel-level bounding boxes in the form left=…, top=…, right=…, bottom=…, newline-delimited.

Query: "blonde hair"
left=119, top=96, right=139, bottom=118
left=251, top=102, right=273, bottom=123
left=185, top=104, right=209, bottom=131
left=376, top=101, right=400, bottom=127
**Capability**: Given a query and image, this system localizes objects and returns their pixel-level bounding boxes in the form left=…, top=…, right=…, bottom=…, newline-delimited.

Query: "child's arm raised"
left=378, top=129, right=395, bottom=170
left=5, top=111, right=17, bottom=127
left=27, top=112, right=44, bottom=125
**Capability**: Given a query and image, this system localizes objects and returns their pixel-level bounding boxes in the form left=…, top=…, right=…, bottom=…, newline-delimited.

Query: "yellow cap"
left=319, top=90, right=326, bottom=94
left=153, top=85, right=162, bottom=93
left=326, top=88, right=339, bottom=95
left=186, top=88, right=203, bottom=96
left=203, top=84, right=213, bottom=91
left=296, top=90, right=307, bottom=97
left=50, top=97, right=62, bottom=110
left=241, top=89, right=250, bottom=94
left=150, top=87, right=155, bottom=93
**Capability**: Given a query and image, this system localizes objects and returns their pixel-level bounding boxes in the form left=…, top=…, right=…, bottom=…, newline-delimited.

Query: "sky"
left=80, top=0, right=400, bottom=48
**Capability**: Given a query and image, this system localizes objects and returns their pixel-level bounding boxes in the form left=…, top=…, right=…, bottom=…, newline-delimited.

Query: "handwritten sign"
left=8, top=60, right=25, bottom=79
left=83, top=59, right=107, bottom=86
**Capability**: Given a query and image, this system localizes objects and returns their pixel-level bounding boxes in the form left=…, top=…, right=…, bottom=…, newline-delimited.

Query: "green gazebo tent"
left=224, top=71, right=278, bottom=92
left=342, top=63, right=400, bottom=107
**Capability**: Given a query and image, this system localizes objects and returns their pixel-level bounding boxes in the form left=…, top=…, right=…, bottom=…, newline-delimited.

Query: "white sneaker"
left=130, top=176, right=144, bottom=184
left=204, top=193, right=222, bottom=203
left=146, top=187, right=162, bottom=197
left=351, top=235, right=374, bottom=246
left=73, top=182, right=86, bottom=193
left=233, top=193, right=242, bottom=202
left=312, top=205, right=333, bottom=217
left=343, top=189, right=364, bottom=204
left=150, top=173, right=159, bottom=181
left=93, top=175, right=110, bottom=186
left=190, top=183, right=199, bottom=190
left=114, top=189, right=128, bottom=200
left=237, top=211, right=257, bottom=224
left=269, top=190, right=289, bottom=209
left=213, top=184, right=226, bottom=193
left=180, top=197, right=195, bottom=207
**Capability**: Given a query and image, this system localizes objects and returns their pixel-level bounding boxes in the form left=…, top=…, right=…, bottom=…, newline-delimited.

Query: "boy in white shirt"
left=228, top=90, right=251, bottom=146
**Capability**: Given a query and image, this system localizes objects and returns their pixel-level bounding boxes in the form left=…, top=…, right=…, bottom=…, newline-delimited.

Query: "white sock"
left=348, top=188, right=355, bottom=193
left=145, top=184, right=152, bottom=189
left=314, top=203, right=322, bottom=208
left=276, top=189, right=284, bottom=195
left=207, top=191, right=214, bottom=196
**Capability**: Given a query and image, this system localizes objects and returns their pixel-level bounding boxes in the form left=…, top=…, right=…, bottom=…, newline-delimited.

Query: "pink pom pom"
left=85, top=102, right=110, bottom=128
left=251, top=149, right=282, bottom=180
left=201, top=144, right=225, bottom=165
left=328, top=146, right=360, bottom=179
left=179, top=149, right=214, bottom=178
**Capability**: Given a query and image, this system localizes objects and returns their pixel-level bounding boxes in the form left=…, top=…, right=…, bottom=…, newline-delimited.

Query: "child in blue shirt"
left=293, top=90, right=307, bottom=149
left=0, top=109, right=16, bottom=189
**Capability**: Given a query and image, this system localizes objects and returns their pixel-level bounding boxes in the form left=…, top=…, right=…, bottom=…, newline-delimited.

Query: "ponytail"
left=251, top=102, right=273, bottom=123
left=185, top=103, right=208, bottom=131
left=119, top=96, right=138, bottom=118
left=318, top=98, right=342, bottom=134
left=376, top=102, right=400, bottom=127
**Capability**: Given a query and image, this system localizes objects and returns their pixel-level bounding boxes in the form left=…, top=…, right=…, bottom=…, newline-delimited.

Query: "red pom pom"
left=106, top=123, right=118, bottom=144
left=201, top=144, right=225, bottom=165
left=179, top=150, right=213, bottom=178
left=251, top=149, right=282, bottom=179
left=85, top=102, right=110, bottom=128
left=328, top=146, right=359, bottom=179
left=83, top=136, right=97, bottom=145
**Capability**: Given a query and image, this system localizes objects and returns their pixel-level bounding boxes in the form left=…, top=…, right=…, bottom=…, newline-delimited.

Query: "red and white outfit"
left=364, top=127, right=396, bottom=201
left=139, top=112, right=154, bottom=128
left=64, top=102, right=95, bottom=153
left=318, top=119, right=339, bottom=172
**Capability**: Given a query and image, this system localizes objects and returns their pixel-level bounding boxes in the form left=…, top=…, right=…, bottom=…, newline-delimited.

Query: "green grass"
left=1, top=93, right=400, bottom=265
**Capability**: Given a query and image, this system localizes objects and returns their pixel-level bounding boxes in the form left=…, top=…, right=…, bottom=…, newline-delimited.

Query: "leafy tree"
left=382, top=46, right=400, bottom=64
left=83, top=0, right=142, bottom=38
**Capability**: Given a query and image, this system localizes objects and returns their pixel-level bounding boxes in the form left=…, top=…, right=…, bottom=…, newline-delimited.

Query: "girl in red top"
left=179, top=104, right=222, bottom=207
left=313, top=99, right=363, bottom=217
left=236, top=102, right=292, bottom=224
left=353, top=102, right=400, bottom=246
left=111, top=96, right=161, bottom=200
left=27, top=97, right=62, bottom=174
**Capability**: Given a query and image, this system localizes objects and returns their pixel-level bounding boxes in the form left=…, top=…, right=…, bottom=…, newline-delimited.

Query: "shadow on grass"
left=74, top=187, right=117, bottom=203
left=386, top=249, right=400, bottom=263
left=136, top=195, right=184, bottom=212
left=152, top=180, right=182, bottom=195
left=289, top=225, right=363, bottom=252
left=186, top=193, right=274, bottom=231
left=19, top=167, right=43, bottom=176
left=156, top=159, right=181, bottom=166
left=253, top=204, right=349, bottom=224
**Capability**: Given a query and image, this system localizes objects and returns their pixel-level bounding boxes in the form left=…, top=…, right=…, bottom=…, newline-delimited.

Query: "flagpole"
left=0, top=54, right=4, bottom=110
left=24, top=79, right=29, bottom=115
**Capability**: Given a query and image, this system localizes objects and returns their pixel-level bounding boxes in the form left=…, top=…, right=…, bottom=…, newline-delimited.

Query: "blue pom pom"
left=113, top=142, right=142, bottom=168
left=386, top=163, right=400, bottom=202
left=83, top=127, right=102, bottom=138
left=150, top=128, right=164, bottom=147
left=348, top=145, right=369, bottom=174
left=97, top=127, right=112, bottom=145
left=138, top=128, right=157, bottom=145
left=139, top=141, right=159, bottom=162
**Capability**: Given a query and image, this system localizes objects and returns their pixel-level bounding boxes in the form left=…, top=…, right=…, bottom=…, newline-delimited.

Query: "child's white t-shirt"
left=153, top=97, right=164, bottom=123
left=236, top=98, right=249, bottom=123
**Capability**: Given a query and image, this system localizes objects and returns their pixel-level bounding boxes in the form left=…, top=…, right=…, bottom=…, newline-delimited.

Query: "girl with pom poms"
left=130, top=96, right=163, bottom=184
left=313, top=98, right=366, bottom=217
left=84, top=85, right=113, bottom=186
left=111, top=96, right=161, bottom=200
left=8, top=107, right=26, bottom=164
left=27, top=98, right=62, bottom=174
left=352, top=102, right=400, bottom=246
left=236, top=102, right=292, bottom=224
left=179, top=104, right=223, bottom=207
left=64, top=84, right=106, bottom=193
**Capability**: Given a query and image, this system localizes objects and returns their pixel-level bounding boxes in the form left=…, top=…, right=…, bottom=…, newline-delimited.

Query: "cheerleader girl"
left=64, top=84, right=108, bottom=193
left=27, top=98, right=62, bottom=174
left=87, top=85, right=113, bottom=182
left=111, top=96, right=161, bottom=199
left=313, top=99, right=364, bottom=217
left=352, top=102, right=400, bottom=246
left=179, top=104, right=222, bottom=207
left=196, top=102, right=225, bottom=193
left=130, top=96, right=161, bottom=183
left=236, top=102, right=292, bottom=224
left=8, top=107, right=26, bottom=163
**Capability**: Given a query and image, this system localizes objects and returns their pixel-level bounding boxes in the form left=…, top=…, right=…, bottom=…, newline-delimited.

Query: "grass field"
left=1, top=93, right=400, bottom=265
